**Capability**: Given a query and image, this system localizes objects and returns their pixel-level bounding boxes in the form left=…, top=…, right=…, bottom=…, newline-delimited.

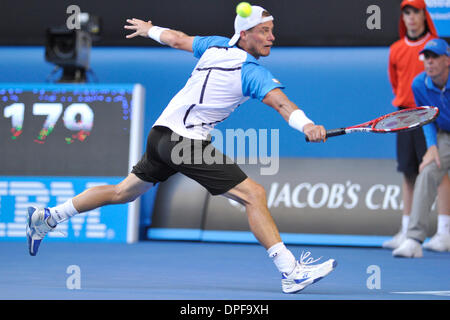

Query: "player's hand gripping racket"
left=306, top=106, right=439, bottom=142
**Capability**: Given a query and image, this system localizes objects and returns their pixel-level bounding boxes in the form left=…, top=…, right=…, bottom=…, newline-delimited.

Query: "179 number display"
left=3, top=103, right=94, bottom=144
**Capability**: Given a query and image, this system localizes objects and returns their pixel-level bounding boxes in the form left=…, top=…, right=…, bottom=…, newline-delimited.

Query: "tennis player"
left=383, top=0, right=450, bottom=249
left=26, top=5, right=337, bottom=293
left=393, top=38, right=450, bottom=257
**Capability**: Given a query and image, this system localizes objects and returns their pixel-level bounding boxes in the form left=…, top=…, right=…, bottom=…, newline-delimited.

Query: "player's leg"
left=171, top=138, right=283, bottom=256
left=26, top=173, right=153, bottom=256
left=51, top=126, right=177, bottom=224
left=224, top=178, right=296, bottom=274
left=43, top=173, right=152, bottom=226
left=26, top=126, right=175, bottom=256
left=44, top=173, right=152, bottom=226
left=168, top=129, right=336, bottom=293
left=224, top=178, right=336, bottom=293
left=224, top=178, right=281, bottom=249
left=71, top=173, right=152, bottom=214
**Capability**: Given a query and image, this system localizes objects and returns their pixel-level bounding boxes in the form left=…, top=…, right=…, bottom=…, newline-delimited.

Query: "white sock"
left=401, top=215, right=410, bottom=234
left=267, top=242, right=296, bottom=275
left=437, top=214, right=450, bottom=235
left=48, top=199, right=79, bottom=225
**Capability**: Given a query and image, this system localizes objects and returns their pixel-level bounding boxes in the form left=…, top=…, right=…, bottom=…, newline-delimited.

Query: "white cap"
left=228, top=5, right=274, bottom=46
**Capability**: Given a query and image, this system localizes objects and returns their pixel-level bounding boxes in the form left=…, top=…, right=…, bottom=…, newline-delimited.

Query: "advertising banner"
left=0, top=176, right=128, bottom=242
left=148, top=158, right=438, bottom=246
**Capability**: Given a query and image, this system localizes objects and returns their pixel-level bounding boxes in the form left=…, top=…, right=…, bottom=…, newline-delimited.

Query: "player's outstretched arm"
left=263, top=88, right=326, bottom=142
left=124, top=18, right=194, bottom=52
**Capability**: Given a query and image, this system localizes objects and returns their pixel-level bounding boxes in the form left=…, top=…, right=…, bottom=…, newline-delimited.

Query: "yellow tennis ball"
left=236, top=2, right=252, bottom=18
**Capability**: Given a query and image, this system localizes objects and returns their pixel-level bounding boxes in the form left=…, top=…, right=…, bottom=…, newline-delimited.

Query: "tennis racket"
left=306, top=106, right=439, bottom=142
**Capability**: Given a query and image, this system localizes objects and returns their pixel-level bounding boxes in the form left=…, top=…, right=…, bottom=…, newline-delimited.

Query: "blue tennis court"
left=1, top=240, right=449, bottom=300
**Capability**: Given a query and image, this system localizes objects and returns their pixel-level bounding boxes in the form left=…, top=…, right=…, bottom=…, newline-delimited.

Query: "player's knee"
left=247, top=182, right=267, bottom=205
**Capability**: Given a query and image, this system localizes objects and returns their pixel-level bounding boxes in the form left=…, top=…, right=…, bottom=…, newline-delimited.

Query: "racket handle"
left=305, top=128, right=346, bottom=142
left=326, top=128, right=347, bottom=138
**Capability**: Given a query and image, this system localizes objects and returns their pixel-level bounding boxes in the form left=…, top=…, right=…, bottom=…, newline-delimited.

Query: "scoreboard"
left=0, top=83, right=145, bottom=243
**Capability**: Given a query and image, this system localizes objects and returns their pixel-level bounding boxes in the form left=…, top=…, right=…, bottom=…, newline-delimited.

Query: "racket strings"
left=373, top=107, right=438, bottom=131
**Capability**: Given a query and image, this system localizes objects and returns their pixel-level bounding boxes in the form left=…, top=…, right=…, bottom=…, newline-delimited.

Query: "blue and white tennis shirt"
left=153, top=36, right=284, bottom=140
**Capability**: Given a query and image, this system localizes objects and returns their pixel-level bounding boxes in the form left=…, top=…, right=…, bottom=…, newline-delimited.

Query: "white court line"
left=391, top=290, right=450, bottom=297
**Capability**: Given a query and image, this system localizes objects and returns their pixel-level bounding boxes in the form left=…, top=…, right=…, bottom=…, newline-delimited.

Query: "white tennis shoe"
left=382, top=231, right=406, bottom=250
left=26, top=207, right=55, bottom=256
left=392, top=238, right=423, bottom=258
left=281, top=251, right=337, bottom=294
left=423, top=233, right=450, bottom=252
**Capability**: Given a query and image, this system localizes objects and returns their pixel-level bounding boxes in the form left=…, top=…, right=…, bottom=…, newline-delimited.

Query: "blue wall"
left=0, top=45, right=396, bottom=232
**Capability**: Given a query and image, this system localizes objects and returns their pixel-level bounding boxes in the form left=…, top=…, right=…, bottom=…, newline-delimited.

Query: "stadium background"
left=1, top=0, right=449, bottom=244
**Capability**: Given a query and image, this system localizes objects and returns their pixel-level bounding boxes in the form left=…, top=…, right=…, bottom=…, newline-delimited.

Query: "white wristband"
left=147, top=26, right=169, bottom=45
left=288, top=109, right=314, bottom=133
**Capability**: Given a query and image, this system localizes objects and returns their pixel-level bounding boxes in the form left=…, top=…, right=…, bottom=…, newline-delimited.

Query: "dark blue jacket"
left=412, top=71, right=450, bottom=147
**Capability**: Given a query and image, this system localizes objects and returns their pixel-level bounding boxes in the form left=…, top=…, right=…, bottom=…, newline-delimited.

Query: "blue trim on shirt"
left=241, top=60, right=285, bottom=101
left=192, top=36, right=230, bottom=59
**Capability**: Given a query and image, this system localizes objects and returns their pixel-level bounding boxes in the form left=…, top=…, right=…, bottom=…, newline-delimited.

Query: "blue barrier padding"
left=147, top=228, right=392, bottom=247
left=147, top=228, right=203, bottom=241
left=0, top=46, right=397, bottom=238
left=0, top=176, right=128, bottom=242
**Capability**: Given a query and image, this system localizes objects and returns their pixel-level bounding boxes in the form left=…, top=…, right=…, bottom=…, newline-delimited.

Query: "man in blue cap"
left=394, top=38, right=450, bottom=257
